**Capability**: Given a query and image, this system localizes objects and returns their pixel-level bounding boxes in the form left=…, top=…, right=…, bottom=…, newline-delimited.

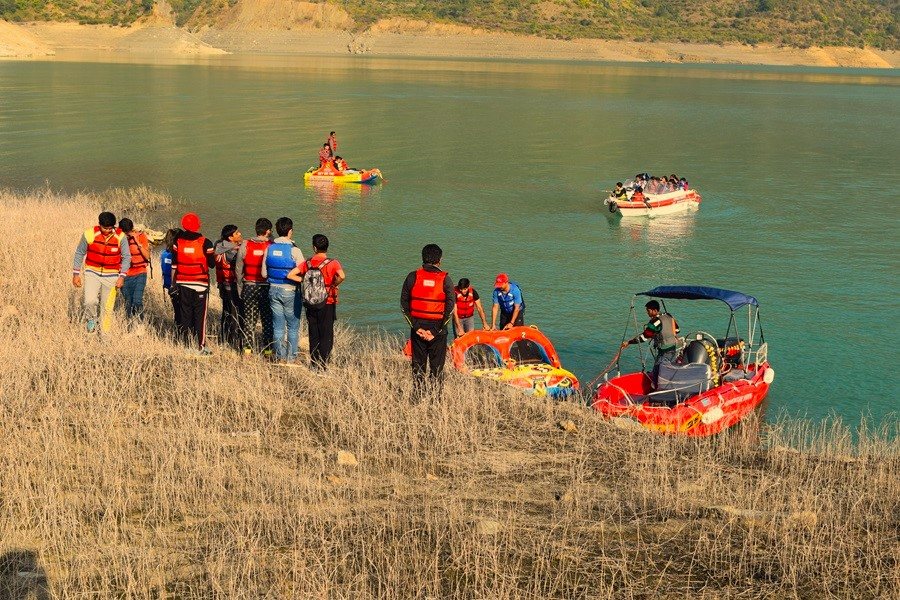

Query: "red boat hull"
left=591, top=362, right=772, bottom=436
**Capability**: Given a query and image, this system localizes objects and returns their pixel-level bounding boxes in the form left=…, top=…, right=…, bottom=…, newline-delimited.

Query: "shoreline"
left=3, top=20, right=899, bottom=69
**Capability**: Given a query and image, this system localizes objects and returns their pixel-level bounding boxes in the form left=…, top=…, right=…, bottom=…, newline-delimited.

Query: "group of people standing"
left=74, top=211, right=345, bottom=370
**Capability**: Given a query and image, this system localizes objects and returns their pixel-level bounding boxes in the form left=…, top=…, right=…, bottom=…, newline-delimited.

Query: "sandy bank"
left=3, top=18, right=898, bottom=68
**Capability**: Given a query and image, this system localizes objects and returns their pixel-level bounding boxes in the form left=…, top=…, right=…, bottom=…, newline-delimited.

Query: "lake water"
left=1, top=55, right=897, bottom=425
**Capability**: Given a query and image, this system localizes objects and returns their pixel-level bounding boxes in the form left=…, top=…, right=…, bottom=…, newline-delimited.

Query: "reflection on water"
left=304, top=180, right=378, bottom=227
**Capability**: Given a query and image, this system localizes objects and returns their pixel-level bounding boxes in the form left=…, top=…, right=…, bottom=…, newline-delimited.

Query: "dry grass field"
left=0, top=187, right=897, bottom=598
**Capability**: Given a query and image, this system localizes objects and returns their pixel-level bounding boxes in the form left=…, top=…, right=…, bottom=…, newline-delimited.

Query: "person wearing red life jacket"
left=631, top=186, right=652, bottom=209
left=72, top=211, right=131, bottom=333
left=318, top=143, right=333, bottom=168
left=401, top=244, right=455, bottom=399
left=171, top=212, right=215, bottom=354
left=118, top=218, right=150, bottom=323
left=328, top=131, right=338, bottom=155
left=236, top=217, right=274, bottom=356
left=452, top=278, right=488, bottom=338
left=214, top=224, right=243, bottom=351
left=287, top=233, right=345, bottom=370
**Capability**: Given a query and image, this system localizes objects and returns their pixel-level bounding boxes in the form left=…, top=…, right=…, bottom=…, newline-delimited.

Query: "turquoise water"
left=1, top=56, right=898, bottom=424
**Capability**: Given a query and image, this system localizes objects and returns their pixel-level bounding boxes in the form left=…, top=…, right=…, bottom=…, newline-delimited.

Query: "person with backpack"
left=236, top=218, right=273, bottom=357
left=400, top=244, right=454, bottom=399
left=263, top=217, right=305, bottom=362
left=287, top=234, right=344, bottom=369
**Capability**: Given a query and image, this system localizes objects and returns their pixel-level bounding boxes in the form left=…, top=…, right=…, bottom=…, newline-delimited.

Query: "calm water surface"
left=1, top=55, right=898, bottom=425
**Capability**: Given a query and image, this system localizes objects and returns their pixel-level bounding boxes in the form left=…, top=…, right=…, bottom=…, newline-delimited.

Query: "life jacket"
left=126, top=232, right=149, bottom=276
left=242, top=239, right=271, bottom=283
left=632, top=191, right=646, bottom=203
left=655, top=313, right=679, bottom=351
left=496, top=282, right=525, bottom=314
left=265, top=242, right=296, bottom=285
left=174, top=236, right=210, bottom=285
left=613, top=188, right=627, bottom=200
left=336, top=159, right=349, bottom=171
left=215, top=250, right=236, bottom=285
left=409, top=269, right=448, bottom=321
left=455, top=287, right=476, bottom=319
left=83, top=226, right=125, bottom=274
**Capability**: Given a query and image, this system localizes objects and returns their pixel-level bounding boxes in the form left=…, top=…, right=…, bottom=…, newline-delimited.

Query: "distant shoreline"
left=3, top=20, right=899, bottom=69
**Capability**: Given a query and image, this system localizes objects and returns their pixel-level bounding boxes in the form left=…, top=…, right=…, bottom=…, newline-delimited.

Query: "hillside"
left=0, top=185, right=898, bottom=597
left=2, top=0, right=898, bottom=50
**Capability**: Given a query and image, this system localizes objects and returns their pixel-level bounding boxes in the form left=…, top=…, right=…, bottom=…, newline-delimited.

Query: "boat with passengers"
left=591, top=286, right=773, bottom=436
left=303, top=164, right=383, bottom=184
left=604, top=179, right=701, bottom=217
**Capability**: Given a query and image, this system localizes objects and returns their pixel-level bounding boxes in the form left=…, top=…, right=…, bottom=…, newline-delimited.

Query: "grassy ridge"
left=0, top=0, right=897, bottom=49
left=0, top=186, right=898, bottom=597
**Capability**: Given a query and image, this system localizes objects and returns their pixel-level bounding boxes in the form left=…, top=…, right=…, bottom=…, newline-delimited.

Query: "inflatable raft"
left=451, top=326, right=579, bottom=399
left=605, top=188, right=701, bottom=217
left=303, top=165, right=383, bottom=184
left=591, top=286, right=773, bottom=436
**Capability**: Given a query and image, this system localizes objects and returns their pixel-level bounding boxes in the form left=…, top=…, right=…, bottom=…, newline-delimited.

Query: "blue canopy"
left=637, top=286, right=759, bottom=311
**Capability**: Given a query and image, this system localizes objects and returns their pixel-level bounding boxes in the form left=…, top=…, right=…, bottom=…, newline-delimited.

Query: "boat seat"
left=722, top=368, right=751, bottom=382
left=652, top=361, right=712, bottom=406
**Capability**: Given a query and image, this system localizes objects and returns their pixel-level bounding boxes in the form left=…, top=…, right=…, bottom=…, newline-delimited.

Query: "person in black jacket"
left=171, top=212, right=216, bottom=355
left=401, top=244, right=455, bottom=400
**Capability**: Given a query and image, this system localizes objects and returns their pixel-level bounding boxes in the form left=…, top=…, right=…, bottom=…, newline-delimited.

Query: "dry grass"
left=0, top=187, right=898, bottom=598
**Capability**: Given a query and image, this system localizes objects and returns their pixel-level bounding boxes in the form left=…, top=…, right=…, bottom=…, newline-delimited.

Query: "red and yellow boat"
left=591, top=286, right=773, bottom=436
left=303, top=165, right=382, bottom=184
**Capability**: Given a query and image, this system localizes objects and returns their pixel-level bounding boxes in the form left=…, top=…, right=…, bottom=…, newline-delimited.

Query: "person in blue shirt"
left=490, top=273, right=525, bottom=330
left=160, top=228, right=181, bottom=328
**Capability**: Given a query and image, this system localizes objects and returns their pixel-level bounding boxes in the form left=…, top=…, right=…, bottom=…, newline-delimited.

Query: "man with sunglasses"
left=72, top=211, right=131, bottom=333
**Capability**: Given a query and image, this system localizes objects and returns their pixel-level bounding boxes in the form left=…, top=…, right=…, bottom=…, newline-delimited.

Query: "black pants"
left=410, top=327, right=448, bottom=400
left=218, top=283, right=243, bottom=350
left=168, top=288, right=182, bottom=331
left=177, top=285, right=209, bottom=350
left=306, top=303, right=337, bottom=368
left=241, top=284, right=273, bottom=353
left=499, top=309, right=525, bottom=329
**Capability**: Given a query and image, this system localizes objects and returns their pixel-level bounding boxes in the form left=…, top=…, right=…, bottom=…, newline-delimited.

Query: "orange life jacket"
left=126, top=232, right=149, bottom=276
left=215, top=251, right=236, bottom=285
left=84, top=226, right=125, bottom=274
left=410, top=269, right=448, bottom=322
left=174, top=236, right=209, bottom=285
left=455, top=287, right=475, bottom=319
left=242, top=239, right=271, bottom=283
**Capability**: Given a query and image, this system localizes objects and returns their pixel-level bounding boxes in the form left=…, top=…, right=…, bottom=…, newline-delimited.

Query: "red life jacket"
left=174, top=236, right=209, bottom=284
left=215, top=251, right=236, bottom=284
left=84, top=226, right=125, bottom=274
left=455, top=287, right=475, bottom=319
left=410, top=269, right=448, bottom=321
left=242, top=239, right=270, bottom=283
left=126, top=232, right=149, bottom=276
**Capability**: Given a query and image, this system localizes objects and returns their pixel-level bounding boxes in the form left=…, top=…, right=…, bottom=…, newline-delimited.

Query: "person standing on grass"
left=490, top=273, right=525, bottom=330
left=452, top=278, right=488, bottom=338
left=400, top=244, right=455, bottom=399
left=72, top=211, right=130, bottom=333
left=236, top=217, right=273, bottom=357
left=288, top=233, right=345, bottom=369
left=171, top=213, right=215, bottom=354
left=214, top=224, right=243, bottom=351
left=160, top=228, right=182, bottom=329
left=263, top=217, right=305, bottom=363
left=118, top=218, right=150, bottom=322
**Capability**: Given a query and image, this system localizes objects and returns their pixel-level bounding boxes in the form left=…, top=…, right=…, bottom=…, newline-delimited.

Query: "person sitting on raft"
left=334, top=156, right=355, bottom=173
left=612, top=182, right=628, bottom=203
left=631, top=186, right=651, bottom=209
left=318, top=143, right=334, bottom=168
left=621, top=300, right=680, bottom=388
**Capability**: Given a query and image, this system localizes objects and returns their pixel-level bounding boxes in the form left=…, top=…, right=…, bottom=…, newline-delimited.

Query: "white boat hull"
left=605, top=189, right=701, bottom=218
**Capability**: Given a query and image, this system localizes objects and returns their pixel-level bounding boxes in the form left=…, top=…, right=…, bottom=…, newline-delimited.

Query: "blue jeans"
left=122, top=272, right=147, bottom=320
left=269, top=285, right=302, bottom=360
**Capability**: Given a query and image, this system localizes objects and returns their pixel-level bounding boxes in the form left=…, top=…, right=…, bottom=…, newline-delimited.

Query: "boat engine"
left=683, top=339, right=720, bottom=386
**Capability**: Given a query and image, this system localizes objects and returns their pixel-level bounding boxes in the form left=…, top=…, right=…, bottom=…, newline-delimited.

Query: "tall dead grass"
left=0, top=187, right=897, bottom=598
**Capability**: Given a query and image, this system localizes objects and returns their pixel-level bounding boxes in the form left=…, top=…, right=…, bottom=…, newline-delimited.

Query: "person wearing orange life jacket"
left=328, top=131, right=338, bottom=155
left=401, top=244, right=455, bottom=400
left=118, top=218, right=150, bottom=322
left=452, top=278, right=488, bottom=338
left=236, top=217, right=274, bottom=356
left=318, top=143, right=334, bottom=169
left=171, top=212, right=216, bottom=354
left=214, top=224, right=243, bottom=351
left=72, top=211, right=131, bottom=333
left=631, top=186, right=652, bottom=209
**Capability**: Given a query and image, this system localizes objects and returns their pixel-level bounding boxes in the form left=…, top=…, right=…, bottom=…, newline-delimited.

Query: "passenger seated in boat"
left=318, top=143, right=334, bottom=168
left=679, top=177, right=688, bottom=190
left=334, top=156, right=350, bottom=172
left=631, top=186, right=651, bottom=208
left=612, top=182, right=628, bottom=202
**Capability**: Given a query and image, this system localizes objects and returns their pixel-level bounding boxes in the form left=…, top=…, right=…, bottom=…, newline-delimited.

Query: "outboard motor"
left=684, top=340, right=711, bottom=365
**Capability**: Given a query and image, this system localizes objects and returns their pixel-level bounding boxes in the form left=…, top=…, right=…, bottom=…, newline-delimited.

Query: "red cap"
left=494, top=273, right=509, bottom=287
left=181, top=212, right=201, bottom=233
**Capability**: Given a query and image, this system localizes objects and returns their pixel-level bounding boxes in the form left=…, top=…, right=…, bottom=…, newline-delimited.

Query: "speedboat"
left=591, top=286, right=773, bottom=436
left=303, top=165, right=382, bottom=184
left=451, top=326, right=579, bottom=398
left=604, top=188, right=701, bottom=217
